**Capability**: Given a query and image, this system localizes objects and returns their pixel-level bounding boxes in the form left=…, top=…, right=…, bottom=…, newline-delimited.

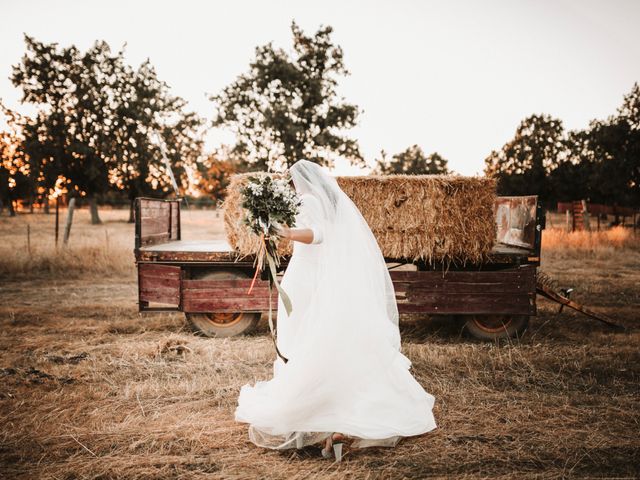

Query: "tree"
left=485, top=86, right=640, bottom=210
left=0, top=107, right=32, bottom=216
left=211, top=21, right=363, bottom=171
left=619, top=83, right=640, bottom=207
left=556, top=84, right=640, bottom=209
left=484, top=114, right=565, bottom=208
left=373, top=145, right=449, bottom=175
left=11, top=36, right=205, bottom=223
left=12, top=37, right=116, bottom=223
left=548, top=129, right=595, bottom=203
left=587, top=82, right=640, bottom=207
left=104, top=59, right=205, bottom=222
left=196, top=149, right=237, bottom=202
left=576, top=120, right=631, bottom=206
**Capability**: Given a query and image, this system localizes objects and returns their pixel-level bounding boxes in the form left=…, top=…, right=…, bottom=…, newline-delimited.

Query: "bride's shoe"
left=321, top=433, right=345, bottom=462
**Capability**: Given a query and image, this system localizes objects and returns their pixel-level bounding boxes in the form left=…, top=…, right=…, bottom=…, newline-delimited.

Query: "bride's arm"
left=278, top=193, right=325, bottom=244
left=277, top=226, right=316, bottom=244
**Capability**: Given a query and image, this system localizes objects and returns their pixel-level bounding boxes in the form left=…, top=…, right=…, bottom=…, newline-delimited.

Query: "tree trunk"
left=63, top=198, right=76, bottom=245
left=44, top=198, right=50, bottom=214
left=581, top=200, right=591, bottom=231
left=9, top=200, right=16, bottom=217
left=128, top=198, right=135, bottom=223
left=88, top=195, right=102, bottom=225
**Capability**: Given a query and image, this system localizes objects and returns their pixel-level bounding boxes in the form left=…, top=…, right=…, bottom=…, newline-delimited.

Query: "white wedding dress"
left=235, top=160, right=436, bottom=451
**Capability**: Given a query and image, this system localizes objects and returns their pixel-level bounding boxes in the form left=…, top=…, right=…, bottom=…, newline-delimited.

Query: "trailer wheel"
left=186, top=269, right=260, bottom=338
left=464, top=314, right=529, bottom=341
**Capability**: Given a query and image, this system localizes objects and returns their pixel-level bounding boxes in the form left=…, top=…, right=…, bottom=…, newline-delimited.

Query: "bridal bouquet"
left=241, top=175, right=301, bottom=243
left=240, top=175, right=301, bottom=362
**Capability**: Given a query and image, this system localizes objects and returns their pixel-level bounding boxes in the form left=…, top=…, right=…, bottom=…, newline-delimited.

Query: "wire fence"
left=2, top=196, right=220, bottom=214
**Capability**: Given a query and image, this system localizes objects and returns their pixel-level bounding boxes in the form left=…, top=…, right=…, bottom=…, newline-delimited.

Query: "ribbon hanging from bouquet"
left=240, top=174, right=300, bottom=364
left=247, top=232, right=292, bottom=364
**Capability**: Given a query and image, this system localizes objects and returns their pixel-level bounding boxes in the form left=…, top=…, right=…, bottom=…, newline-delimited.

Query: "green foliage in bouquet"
left=240, top=175, right=301, bottom=238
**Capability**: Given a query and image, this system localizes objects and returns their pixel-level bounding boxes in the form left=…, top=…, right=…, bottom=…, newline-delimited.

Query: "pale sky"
left=1, top=0, right=639, bottom=175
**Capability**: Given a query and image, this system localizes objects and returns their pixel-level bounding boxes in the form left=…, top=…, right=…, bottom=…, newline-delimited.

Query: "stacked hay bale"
left=336, top=176, right=497, bottom=264
left=223, top=173, right=497, bottom=265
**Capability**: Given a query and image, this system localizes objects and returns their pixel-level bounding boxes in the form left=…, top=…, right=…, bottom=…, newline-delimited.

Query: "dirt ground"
left=0, top=208, right=639, bottom=479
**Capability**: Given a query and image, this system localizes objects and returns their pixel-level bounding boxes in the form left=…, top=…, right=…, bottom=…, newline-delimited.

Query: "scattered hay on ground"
left=0, top=208, right=638, bottom=478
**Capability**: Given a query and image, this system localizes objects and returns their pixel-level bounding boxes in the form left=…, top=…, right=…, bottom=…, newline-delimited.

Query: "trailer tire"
left=464, top=314, right=529, bottom=341
left=186, top=269, right=260, bottom=338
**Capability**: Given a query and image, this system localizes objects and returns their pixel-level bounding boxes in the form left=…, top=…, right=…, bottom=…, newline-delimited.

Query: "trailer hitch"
left=557, top=288, right=574, bottom=313
left=535, top=281, right=625, bottom=331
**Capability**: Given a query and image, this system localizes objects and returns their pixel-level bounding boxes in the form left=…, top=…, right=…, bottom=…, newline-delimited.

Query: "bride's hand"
left=273, top=223, right=291, bottom=239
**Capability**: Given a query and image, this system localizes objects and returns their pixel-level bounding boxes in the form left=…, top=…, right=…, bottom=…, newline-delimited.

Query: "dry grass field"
left=0, top=208, right=639, bottom=479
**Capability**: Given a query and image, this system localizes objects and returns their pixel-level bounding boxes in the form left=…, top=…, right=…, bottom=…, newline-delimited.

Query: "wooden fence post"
left=55, top=197, right=60, bottom=247
left=581, top=200, right=591, bottom=231
left=27, top=224, right=31, bottom=257
left=63, top=197, right=76, bottom=245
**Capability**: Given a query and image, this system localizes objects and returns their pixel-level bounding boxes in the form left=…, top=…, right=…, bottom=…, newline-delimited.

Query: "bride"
left=234, top=160, right=437, bottom=461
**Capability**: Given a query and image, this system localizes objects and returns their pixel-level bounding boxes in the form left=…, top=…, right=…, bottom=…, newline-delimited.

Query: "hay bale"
left=336, top=175, right=497, bottom=264
left=223, top=173, right=497, bottom=264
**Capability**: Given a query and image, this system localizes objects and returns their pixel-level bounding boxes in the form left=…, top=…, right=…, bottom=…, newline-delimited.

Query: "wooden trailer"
left=134, top=195, right=545, bottom=340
